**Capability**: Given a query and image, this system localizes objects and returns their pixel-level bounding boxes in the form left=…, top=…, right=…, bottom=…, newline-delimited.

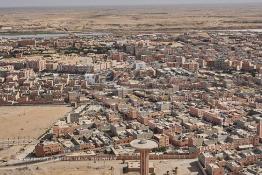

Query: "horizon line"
left=1, top=2, right=262, bottom=9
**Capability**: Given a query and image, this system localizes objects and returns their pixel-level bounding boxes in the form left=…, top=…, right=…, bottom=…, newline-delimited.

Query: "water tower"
left=130, top=139, right=158, bottom=175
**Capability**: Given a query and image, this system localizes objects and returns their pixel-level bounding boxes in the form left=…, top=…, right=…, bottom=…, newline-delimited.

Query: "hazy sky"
left=0, top=0, right=261, bottom=7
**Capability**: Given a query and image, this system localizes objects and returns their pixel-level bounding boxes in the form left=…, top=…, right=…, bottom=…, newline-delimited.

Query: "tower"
left=130, top=139, right=158, bottom=175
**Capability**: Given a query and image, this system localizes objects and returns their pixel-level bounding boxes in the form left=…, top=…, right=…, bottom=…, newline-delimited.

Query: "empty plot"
left=0, top=106, right=71, bottom=139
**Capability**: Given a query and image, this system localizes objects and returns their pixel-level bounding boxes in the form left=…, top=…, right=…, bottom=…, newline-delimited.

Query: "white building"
left=135, top=61, right=146, bottom=70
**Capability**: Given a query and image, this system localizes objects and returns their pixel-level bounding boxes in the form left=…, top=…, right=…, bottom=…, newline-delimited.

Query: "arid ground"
left=0, top=159, right=199, bottom=175
left=0, top=4, right=262, bottom=34
left=0, top=106, right=71, bottom=139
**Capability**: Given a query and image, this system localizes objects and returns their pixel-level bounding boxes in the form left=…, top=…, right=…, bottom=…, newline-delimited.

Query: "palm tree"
left=174, top=167, right=178, bottom=174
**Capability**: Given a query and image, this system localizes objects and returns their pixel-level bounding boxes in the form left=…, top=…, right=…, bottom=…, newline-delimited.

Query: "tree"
left=175, top=167, right=178, bottom=174
left=251, top=71, right=256, bottom=77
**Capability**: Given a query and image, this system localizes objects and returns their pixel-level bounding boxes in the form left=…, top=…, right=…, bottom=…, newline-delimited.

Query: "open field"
left=0, top=159, right=200, bottom=175
left=0, top=4, right=262, bottom=34
left=0, top=106, right=71, bottom=139
left=0, top=145, right=24, bottom=161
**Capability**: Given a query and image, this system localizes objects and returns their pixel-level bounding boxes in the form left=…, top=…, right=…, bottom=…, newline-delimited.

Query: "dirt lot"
left=0, top=105, right=71, bottom=139
left=0, top=145, right=24, bottom=160
left=0, top=159, right=200, bottom=175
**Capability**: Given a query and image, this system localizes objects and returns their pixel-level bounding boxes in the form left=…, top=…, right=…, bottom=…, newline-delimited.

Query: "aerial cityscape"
left=0, top=1, right=262, bottom=175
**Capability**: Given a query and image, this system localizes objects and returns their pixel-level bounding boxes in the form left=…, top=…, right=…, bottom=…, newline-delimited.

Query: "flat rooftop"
left=130, top=139, right=158, bottom=150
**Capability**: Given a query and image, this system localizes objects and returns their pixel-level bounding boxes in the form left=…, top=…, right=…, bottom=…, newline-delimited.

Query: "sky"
left=0, top=0, right=261, bottom=7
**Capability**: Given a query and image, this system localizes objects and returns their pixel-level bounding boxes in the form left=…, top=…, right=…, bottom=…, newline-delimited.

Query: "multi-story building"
left=34, top=141, right=63, bottom=157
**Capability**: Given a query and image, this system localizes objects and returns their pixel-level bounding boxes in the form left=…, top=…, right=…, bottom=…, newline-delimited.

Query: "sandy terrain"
left=0, top=4, right=262, bottom=34
left=0, top=106, right=71, bottom=139
left=0, top=159, right=199, bottom=175
left=0, top=145, right=24, bottom=160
